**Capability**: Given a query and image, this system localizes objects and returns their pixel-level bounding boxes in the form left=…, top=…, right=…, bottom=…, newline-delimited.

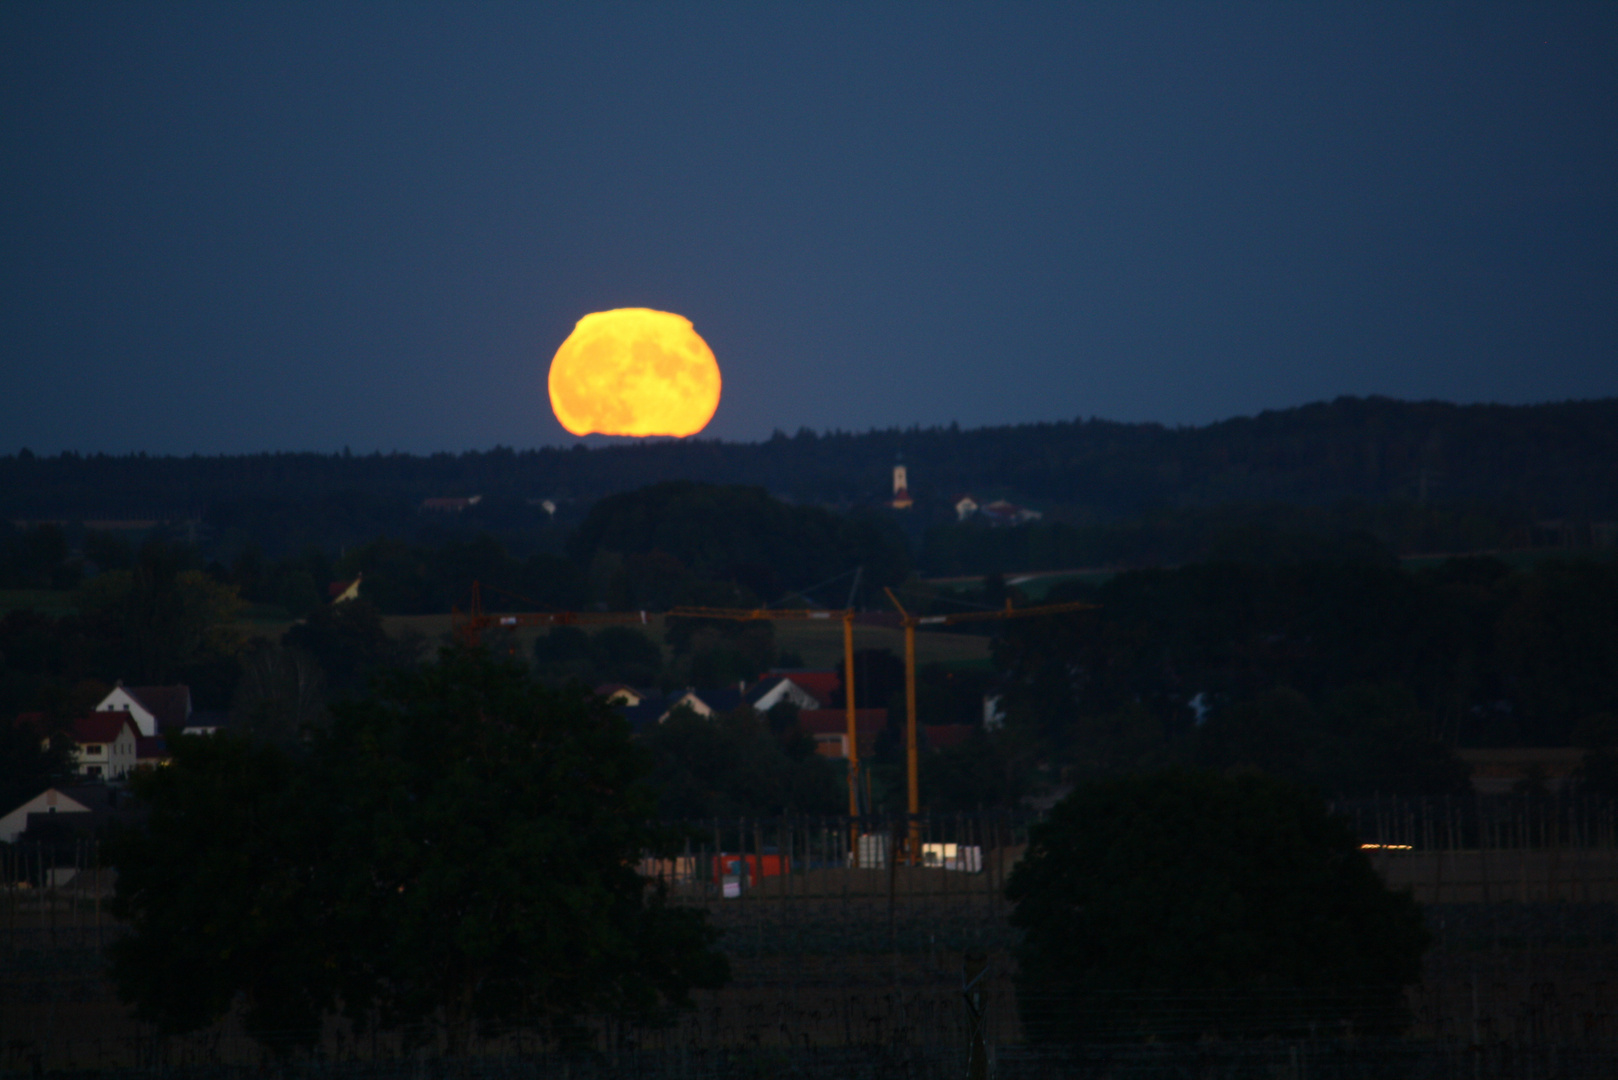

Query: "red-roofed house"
left=96, top=684, right=191, bottom=737
left=797, top=708, right=887, bottom=760
left=328, top=573, right=362, bottom=603
left=762, top=670, right=841, bottom=708
left=72, top=713, right=139, bottom=781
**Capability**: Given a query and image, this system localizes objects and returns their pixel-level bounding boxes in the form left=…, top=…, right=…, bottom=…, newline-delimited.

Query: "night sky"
left=4, top=3, right=1615, bottom=456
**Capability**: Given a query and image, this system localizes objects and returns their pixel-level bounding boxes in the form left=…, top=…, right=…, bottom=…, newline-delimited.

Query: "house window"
left=84, top=744, right=103, bottom=755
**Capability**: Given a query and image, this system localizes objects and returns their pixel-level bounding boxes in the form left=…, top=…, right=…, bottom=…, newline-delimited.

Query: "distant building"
left=758, top=670, right=841, bottom=707
left=0, top=787, right=92, bottom=845
left=70, top=712, right=140, bottom=781
left=891, top=459, right=912, bottom=510
left=983, top=694, right=1005, bottom=730
left=329, top=573, right=362, bottom=604
left=96, top=684, right=192, bottom=737
left=746, top=675, right=824, bottom=713
left=659, top=687, right=747, bottom=722
left=796, top=708, right=888, bottom=759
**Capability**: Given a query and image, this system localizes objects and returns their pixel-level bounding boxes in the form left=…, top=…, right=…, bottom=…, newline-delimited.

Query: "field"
left=378, top=612, right=993, bottom=672
left=11, top=806, right=1618, bottom=1076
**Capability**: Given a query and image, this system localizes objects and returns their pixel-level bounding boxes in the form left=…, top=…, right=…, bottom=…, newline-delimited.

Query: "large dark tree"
left=109, top=648, right=728, bottom=1052
left=106, top=734, right=332, bottom=1042
left=1006, top=771, right=1428, bottom=1043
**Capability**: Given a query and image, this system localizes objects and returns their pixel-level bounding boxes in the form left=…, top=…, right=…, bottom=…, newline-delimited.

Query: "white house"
left=0, top=787, right=91, bottom=844
left=747, top=676, right=824, bottom=713
left=96, top=684, right=192, bottom=737
left=595, top=684, right=647, bottom=707
left=72, top=713, right=139, bottom=781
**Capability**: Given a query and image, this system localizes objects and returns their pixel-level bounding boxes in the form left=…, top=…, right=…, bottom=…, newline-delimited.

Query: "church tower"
left=891, top=457, right=913, bottom=509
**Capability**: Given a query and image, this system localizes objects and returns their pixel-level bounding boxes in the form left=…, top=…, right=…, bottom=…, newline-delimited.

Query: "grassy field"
left=924, top=568, right=1117, bottom=600
left=381, top=613, right=993, bottom=672
left=2, top=590, right=994, bottom=674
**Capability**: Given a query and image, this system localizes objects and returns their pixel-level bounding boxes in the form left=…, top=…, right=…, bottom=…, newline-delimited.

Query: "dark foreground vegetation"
left=1008, top=772, right=1428, bottom=1043
left=10, top=791, right=1618, bottom=1077
left=108, top=648, right=727, bottom=1050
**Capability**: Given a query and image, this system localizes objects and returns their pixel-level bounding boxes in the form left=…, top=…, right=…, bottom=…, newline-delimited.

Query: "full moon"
left=548, top=308, right=722, bottom=437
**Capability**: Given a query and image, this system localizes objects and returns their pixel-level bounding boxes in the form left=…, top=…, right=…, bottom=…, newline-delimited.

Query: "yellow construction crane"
left=454, top=580, right=653, bottom=648
left=883, top=589, right=1097, bottom=863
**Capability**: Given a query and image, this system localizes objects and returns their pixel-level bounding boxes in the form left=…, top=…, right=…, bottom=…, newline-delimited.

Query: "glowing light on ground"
left=548, top=309, right=721, bottom=437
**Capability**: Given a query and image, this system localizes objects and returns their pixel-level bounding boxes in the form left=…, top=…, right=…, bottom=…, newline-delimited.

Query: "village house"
left=756, top=670, right=841, bottom=707
left=95, top=683, right=191, bottom=737
left=0, top=786, right=91, bottom=845
left=71, top=712, right=140, bottom=781
left=745, top=674, right=826, bottom=713
left=796, top=708, right=889, bottom=759
left=328, top=573, right=362, bottom=603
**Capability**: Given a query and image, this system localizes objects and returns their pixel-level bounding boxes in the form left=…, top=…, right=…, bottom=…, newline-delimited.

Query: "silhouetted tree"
left=1007, top=771, right=1428, bottom=1043
left=110, top=648, right=728, bottom=1052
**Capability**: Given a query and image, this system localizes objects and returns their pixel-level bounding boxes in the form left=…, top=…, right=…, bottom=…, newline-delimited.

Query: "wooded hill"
left=3, top=396, right=1616, bottom=560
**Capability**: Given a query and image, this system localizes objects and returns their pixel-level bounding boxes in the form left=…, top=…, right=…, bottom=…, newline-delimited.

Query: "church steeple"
left=891, top=453, right=913, bottom=509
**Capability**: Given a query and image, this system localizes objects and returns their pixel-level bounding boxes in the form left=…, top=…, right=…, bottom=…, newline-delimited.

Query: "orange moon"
left=547, top=308, right=721, bottom=437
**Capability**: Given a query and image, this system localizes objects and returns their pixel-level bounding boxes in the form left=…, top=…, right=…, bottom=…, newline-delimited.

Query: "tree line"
left=4, top=396, right=1616, bottom=560
left=986, top=555, right=1618, bottom=801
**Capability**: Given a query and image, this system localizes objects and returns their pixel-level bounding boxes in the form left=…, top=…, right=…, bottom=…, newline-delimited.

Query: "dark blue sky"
left=4, top=2, right=1615, bottom=455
